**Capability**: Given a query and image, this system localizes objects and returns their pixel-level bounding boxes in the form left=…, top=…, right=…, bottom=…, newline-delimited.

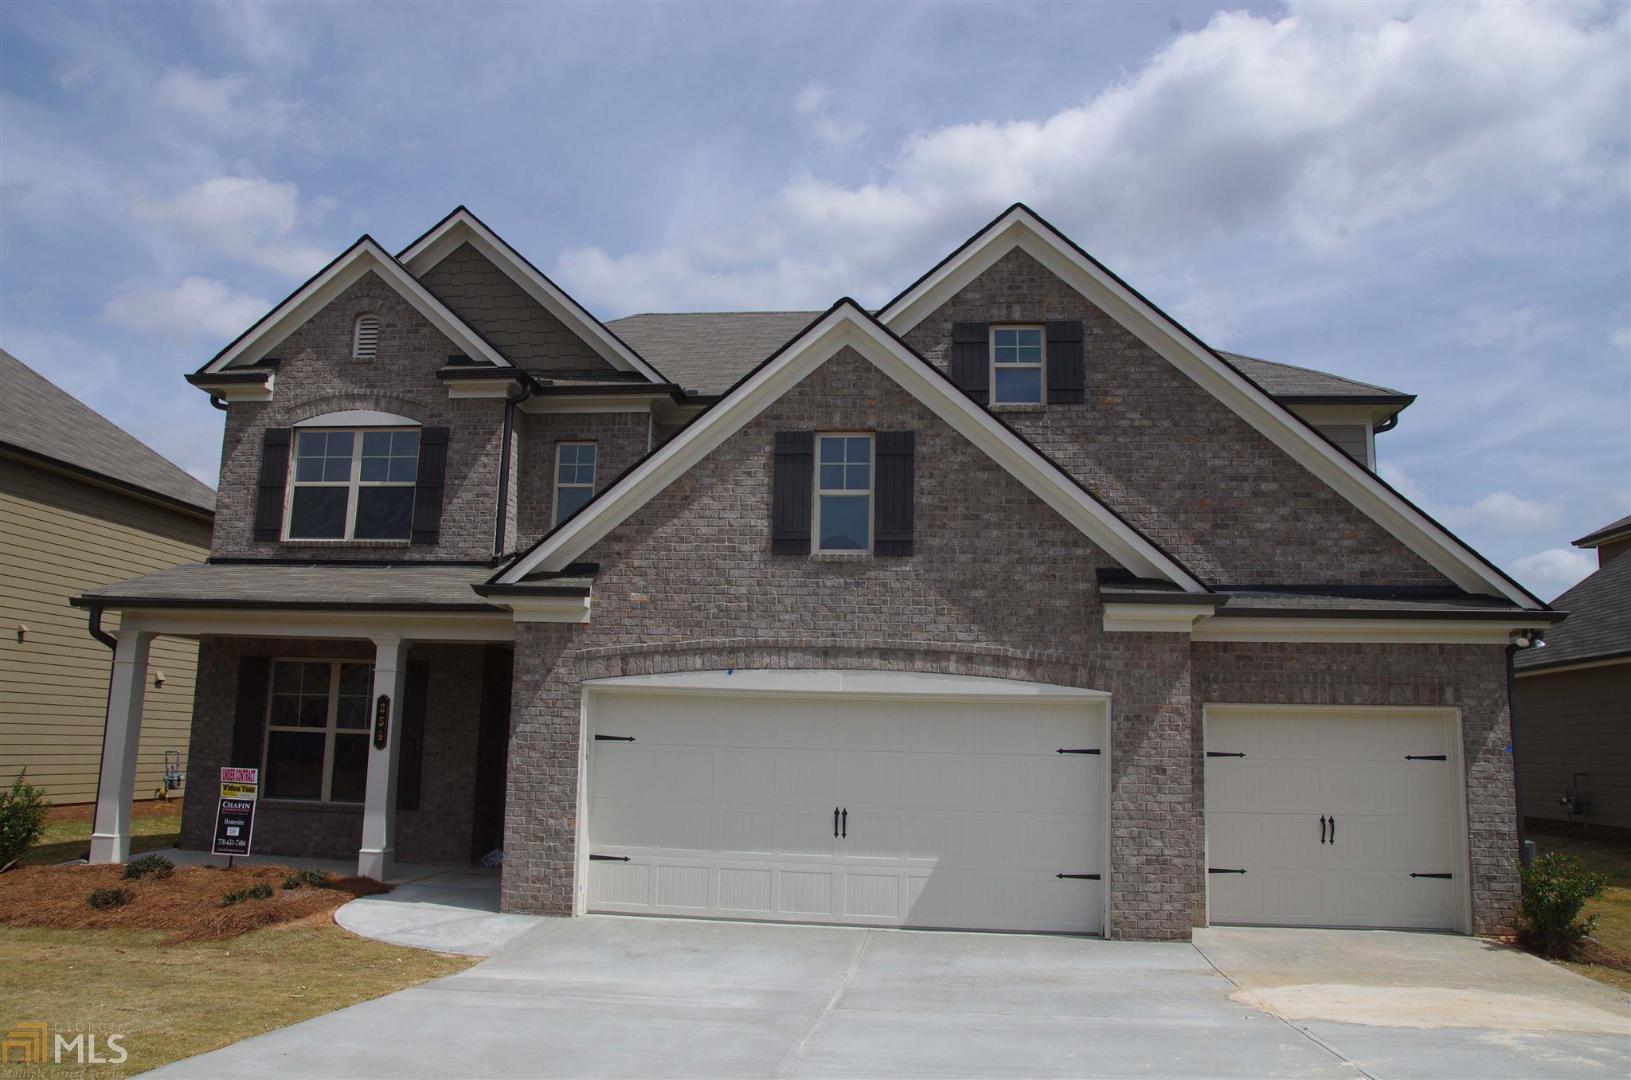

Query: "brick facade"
left=514, top=411, right=650, bottom=544
left=902, top=247, right=1451, bottom=588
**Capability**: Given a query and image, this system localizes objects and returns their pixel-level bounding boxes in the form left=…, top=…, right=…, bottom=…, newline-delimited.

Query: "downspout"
left=494, top=379, right=534, bottom=557
left=1507, top=632, right=1540, bottom=871
left=87, top=606, right=117, bottom=858
left=208, top=395, right=229, bottom=411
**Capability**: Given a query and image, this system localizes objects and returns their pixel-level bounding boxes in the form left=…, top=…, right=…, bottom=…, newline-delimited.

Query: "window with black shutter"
left=950, top=322, right=990, bottom=404
left=874, top=431, right=915, bottom=556
left=1047, top=320, right=1085, bottom=404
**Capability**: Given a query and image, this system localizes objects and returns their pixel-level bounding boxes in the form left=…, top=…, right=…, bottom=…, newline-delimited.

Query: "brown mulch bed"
left=0, top=862, right=390, bottom=944
left=1575, top=936, right=1631, bottom=973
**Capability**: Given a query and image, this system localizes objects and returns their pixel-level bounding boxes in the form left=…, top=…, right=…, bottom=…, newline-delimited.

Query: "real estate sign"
left=211, top=767, right=258, bottom=857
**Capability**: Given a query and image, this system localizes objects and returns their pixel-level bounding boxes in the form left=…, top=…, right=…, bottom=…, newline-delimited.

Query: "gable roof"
left=196, top=236, right=510, bottom=374
left=875, top=204, right=1544, bottom=610
left=1573, top=513, right=1631, bottom=549
left=0, top=348, right=214, bottom=516
left=493, top=300, right=1205, bottom=591
left=1215, top=352, right=1412, bottom=405
left=398, top=207, right=668, bottom=385
left=1514, top=551, right=1630, bottom=671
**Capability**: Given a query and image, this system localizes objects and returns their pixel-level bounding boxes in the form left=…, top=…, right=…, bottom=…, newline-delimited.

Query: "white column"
left=89, top=630, right=155, bottom=864
left=357, top=636, right=411, bottom=880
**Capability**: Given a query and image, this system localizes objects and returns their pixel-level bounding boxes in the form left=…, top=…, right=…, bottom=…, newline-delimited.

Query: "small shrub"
left=220, top=882, right=274, bottom=907
left=0, top=770, right=49, bottom=869
left=87, top=886, right=133, bottom=910
left=298, top=868, right=330, bottom=888
left=123, top=854, right=175, bottom=881
left=1520, top=852, right=1607, bottom=959
left=281, top=873, right=303, bottom=891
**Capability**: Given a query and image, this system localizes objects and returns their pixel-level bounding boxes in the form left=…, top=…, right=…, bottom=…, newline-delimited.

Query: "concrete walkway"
left=151, top=915, right=1630, bottom=1079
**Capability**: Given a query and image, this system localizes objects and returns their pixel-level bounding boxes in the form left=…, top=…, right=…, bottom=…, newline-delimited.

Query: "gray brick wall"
left=212, top=271, right=506, bottom=561
left=419, top=242, right=613, bottom=374
left=180, top=636, right=484, bottom=866
left=514, top=411, right=650, bottom=545
left=901, top=248, right=1451, bottom=588
left=498, top=346, right=1518, bottom=939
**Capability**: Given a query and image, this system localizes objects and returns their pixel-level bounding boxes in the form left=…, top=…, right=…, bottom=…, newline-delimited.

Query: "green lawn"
left=1526, top=823, right=1631, bottom=993
left=23, top=802, right=183, bottom=866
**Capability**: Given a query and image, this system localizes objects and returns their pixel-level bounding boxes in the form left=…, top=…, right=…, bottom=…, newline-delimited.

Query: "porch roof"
left=73, top=561, right=520, bottom=612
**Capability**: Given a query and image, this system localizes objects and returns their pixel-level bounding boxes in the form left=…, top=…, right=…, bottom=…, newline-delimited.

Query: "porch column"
left=89, top=629, right=155, bottom=864
left=357, top=636, right=412, bottom=880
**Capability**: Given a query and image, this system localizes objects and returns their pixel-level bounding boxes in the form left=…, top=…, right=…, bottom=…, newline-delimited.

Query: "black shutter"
left=950, top=323, right=989, bottom=404
left=230, top=657, right=270, bottom=769
left=874, top=431, right=915, bottom=557
left=410, top=427, right=450, bottom=545
left=396, top=661, right=429, bottom=812
left=253, top=429, right=292, bottom=541
left=1047, top=321, right=1085, bottom=404
left=771, top=431, right=813, bottom=554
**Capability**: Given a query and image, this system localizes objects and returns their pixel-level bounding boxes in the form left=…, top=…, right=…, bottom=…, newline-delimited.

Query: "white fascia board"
left=1102, top=603, right=1219, bottom=633
left=585, top=668, right=1109, bottom=701
left=399, top=211, right=666, bottom=385
left=1189, top=615, right=1532, bottom=645
left=118, top=608, right=516, bottom=643
left=496, top=305, right=1204, bottom=589
left=191, top=374, right=275, bottom=402
left=504, top=595, right=593, bottom=623
left=520, top=395, right=663, bottom=415
left=444, top=378, right=526, bottom=400
left=201, top=240, right=510, bottom=373
left=879, top=208, right=1540, bottom=610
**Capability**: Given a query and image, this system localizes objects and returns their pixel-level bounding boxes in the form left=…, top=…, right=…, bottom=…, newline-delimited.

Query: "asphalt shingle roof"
left=0, top=348, right=215, bottom=514
left=1515, top=551, right=1631, bottom=670
left=77, top=563, right=505, bottom=609
left=1573, top=513, right=1631, bottom=548
left=605, top=312, right=1411, bottom=404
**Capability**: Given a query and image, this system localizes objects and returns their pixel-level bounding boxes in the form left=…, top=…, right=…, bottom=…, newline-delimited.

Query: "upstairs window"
left=553, top=442, right=597, bottom=526
left=352, top=314, right=380, bottom=359
left=815, top=433, right=872, bottom=552
left=991, top=326, right=1044, bottom=404
left=287, top=428, right=420, bottom=540
left=263, top=659, right=372, bottom=802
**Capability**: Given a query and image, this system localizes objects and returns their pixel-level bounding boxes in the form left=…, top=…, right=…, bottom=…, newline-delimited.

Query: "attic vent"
left=352, top=314, right=380, bottom=360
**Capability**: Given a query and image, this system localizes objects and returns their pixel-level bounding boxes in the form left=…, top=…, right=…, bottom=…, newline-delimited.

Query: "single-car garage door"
left=583, top=672, right=1107, bottom=934
left=1204, top=706, right=1467, bottom=932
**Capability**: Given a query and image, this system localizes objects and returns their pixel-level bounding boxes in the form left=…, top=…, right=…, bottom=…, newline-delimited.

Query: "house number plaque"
left=373, top=694, right=390, bottom=749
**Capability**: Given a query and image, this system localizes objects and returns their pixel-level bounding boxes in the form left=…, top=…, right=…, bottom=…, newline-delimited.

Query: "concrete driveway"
left=153, top=916, right=1629, bottom=1079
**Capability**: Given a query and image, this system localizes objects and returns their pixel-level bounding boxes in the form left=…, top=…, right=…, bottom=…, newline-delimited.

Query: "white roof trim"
left=496, top=302, right=1204, bottom=590
left=200, top=238, right=510, bottom=373
left=878, top=206, right=1542, bottom=610
left=398, top=209, right=667, bottom=385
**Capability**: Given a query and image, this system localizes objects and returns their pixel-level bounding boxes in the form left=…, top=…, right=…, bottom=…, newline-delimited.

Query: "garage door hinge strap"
left=1206, top=751, right=1246, bottom=758
left=589, top=854, right=630, bottom=862
left=594, top=735, right=636, bottom=742
left=1208, top=867, right=1247, bottom=874
left=1056, top=748, right=1101, bottom=755
left=1056, top=873, right=1101, bottom=880
left=1405, top=754, right=1446, bottom=761
left=1410, top=872, right=1452, bottom=879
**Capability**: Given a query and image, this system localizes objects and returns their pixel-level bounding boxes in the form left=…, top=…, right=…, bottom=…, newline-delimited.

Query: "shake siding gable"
left=211, top=271, right=508, bottom=561
left=902, top=247, right=1451, bottom=587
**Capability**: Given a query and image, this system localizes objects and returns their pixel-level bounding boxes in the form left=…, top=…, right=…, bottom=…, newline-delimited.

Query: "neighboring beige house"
left=0, top=348, right=214, bottom=804
left=1515, top=513, right=1631, bottom=831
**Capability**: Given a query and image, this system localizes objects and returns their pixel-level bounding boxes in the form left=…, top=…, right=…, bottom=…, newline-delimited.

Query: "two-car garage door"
left=1205, top=706, right=1467, bottom=932
left=584, top=673, right=1107, bottom=935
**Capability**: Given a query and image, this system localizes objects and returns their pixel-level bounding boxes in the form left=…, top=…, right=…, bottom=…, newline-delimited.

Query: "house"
left=75, top=205, right=1560, bottom=941
left=0, top=348, right=214, bottom=804
left=1514, top=514, right=1631, bottom=831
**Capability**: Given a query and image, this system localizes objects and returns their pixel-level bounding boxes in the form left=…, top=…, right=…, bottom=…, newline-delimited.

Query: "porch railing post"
left=358, top=636, right=412, bottom=880
left=89, top=629, right=155, bottom=864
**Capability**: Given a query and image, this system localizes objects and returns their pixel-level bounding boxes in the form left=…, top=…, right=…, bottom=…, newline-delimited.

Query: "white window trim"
left=283, top=426, right=420, bottom=542
left=261, top=658, right=373, bottom=804
left=812, top=431, right=874, bottom=554
left=990, top=324, right=1046, bottom=405
left=553, top=442, right=598, bottom=528
left=352, top=313, right=381, bottom=360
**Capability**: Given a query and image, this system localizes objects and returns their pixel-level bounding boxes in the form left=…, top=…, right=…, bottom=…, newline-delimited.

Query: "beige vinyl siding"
left=0, top=456, right=211, bottom=804
left=1313, top=423, right=1371, bottom=469
left=1515, top=662, right=1631, bottom=830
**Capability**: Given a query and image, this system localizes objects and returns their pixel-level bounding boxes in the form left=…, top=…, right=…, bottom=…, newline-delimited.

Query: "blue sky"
left=1, top=0, right=1626, bottom=598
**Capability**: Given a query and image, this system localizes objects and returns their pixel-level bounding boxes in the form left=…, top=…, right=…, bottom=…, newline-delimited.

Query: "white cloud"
left=103, top=276, right=270, bottom=342
left=1512, top=547, right=1596, bottom=598
left=1442, top=491, right=1561, bottom=533
left=793, top=80, right=865, bottom=146
left=559, top=1, right=1629, bottom=314
left=154, top=67, right=300, bottom=136
left=134, top=176, right=330, bottom=278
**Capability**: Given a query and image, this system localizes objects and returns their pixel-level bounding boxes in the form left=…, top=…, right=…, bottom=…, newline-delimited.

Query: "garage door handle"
left=1208, top=867, right=1247, bottom=874
left=1405, top=754, right=1446, bottom=761
left=1328, top=815, right=1335, bottom=844
left=594, top=735, right=636, bottom=742
left=1411, top=872, right=1452, bottom=879
left=1206, top=751, right=1246, bottom=758
left=841, top=807, right=847, bottom=838
left=1320, top=815, right=1328, bottom=844
left=833, top=807, right=839, bottom=838
left=589, top=854, right=630, bottom=862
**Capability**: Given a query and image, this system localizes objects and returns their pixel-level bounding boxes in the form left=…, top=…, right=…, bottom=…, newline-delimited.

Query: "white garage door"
left=1205, top=706, right=1466, bottom=931
left=584, top=675, right=1107, bottom=934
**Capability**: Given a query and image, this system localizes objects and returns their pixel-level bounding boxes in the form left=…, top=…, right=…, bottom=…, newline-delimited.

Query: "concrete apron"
left=150, top=915, right=1631, bottom=1079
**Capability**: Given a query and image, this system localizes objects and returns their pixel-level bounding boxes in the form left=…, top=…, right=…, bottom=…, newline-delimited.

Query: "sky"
left=1, top=0, right=1627, bottom=599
